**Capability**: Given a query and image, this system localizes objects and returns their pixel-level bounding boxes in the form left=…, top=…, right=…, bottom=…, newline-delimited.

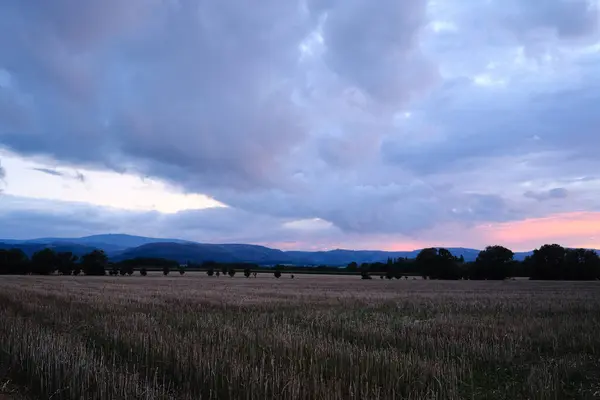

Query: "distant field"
left=0, top=275, right=599, bottom=399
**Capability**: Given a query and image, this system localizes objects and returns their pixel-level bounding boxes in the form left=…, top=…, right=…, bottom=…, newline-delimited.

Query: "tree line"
left=0, top=248, right=108, bottom=276
left=358, top=245, right=600, bottom=281
left=0, top=249, right=289, bottom=278
left=1, top=244, right=599, bottom=280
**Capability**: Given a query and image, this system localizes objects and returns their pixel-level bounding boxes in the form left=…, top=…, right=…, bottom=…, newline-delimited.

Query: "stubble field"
left=0, top=274, right=599, bottom=399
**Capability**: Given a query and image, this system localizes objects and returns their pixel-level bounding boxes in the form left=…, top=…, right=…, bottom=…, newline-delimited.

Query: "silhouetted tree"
left=228, top=268, right=236, bottom=277
left=525, top=244, right=600, bottom=280
left=140, top=268, right=148, bottom=276
left=416, top=248, right=461, bottom=279
left=416, top=247, right=438, bottom=279
left=31, top=248, right=58, bottom=275
left=207, top=268, right=214, bottom=276
left=253, top=271, right=257, bottom=278
left=163, top=265, right=170, bottom=276
left=564, top=248, right=600, bottom=280
left=81, top=250, right=108, bottom=276
left=0, top=248, right=29, bottom=274
left=530, top=244, right=566, bottom=280
left=179, top=266, right=185, bottom=275
left=274, top=270, right=282, bottom=278
left=244, top=268, right=251, bottom=278
left=360, top=270, right=372, bottom=279
left=471, top=245, right=514, bottom=280
left=216, top=271, right=220, bottom=277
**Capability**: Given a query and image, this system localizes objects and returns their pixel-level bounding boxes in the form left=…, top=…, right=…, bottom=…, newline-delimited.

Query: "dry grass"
left=0, top=274, right=599, bottom=399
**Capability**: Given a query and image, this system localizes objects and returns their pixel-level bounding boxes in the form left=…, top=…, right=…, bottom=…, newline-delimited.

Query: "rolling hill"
left=0, top=234, right=538, bottom=265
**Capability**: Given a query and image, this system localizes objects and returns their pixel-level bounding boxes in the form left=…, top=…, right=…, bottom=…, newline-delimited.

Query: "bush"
left=140, top=268, right=147, bottom=276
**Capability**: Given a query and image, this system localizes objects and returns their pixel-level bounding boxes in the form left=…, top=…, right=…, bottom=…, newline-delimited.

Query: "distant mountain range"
left=0, top=234, right=535, bottom=265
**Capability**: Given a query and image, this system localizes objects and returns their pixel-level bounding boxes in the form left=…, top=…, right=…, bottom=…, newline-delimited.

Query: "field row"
left=0, top=276, right=599, bottom=399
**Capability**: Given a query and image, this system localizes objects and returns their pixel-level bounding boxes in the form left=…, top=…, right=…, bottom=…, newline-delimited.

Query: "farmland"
left=0, top=274, right=599, bottom=399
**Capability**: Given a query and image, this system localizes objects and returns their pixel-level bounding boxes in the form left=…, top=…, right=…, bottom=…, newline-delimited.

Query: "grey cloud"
left=441, top=0, right=599, bottom=47
left=0, top=196, right=129, bottom=238
left=450, top=194, right=520, bottom=223
left=382, top=63, right=600, bottom=176
left=0, top=0, right=314, bottom=190
left=0, top=0, right=599, bottom=242
left=503, top=0, right=599, bottom=43
left=0, top=0, right=451, bottom=235
left=0, top=158, right=5, bottom=194
left=424, top=0, right=600, bottom=80
left=32, top=167, right=87, bottom=183
left=0, top=194, right=514, bottom=250
left=32, top=167, right=64, bottom=177
left=312, top=0, right=438, bottom=106
left=524, top=187, right=569, bottom=201
left=74, top=171, right=86, bottom=183
left=0, top=195, right=338, bottom=246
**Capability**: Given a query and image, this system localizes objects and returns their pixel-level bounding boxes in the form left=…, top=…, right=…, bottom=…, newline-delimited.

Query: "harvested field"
left=0, top=274, right=599, bottom=399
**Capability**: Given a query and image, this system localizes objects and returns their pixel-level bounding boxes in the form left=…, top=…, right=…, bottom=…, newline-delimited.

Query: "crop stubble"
left=0, top=274, right=598, bottom=399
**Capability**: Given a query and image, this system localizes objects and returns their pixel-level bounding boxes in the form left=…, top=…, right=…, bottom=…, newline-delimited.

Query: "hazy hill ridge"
left=0, top=234, right=536, bottom=265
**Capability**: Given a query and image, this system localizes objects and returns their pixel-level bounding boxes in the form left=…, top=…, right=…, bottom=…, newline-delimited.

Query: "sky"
left=0, top=0, right=600, bottom=251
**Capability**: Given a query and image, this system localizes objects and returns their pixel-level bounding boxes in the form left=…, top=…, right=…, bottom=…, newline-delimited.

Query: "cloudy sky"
left=1, top=0, right=599, bottom=251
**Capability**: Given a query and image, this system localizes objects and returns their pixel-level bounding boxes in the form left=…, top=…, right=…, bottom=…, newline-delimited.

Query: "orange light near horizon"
left=478, top=212, right=600, bottom=249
